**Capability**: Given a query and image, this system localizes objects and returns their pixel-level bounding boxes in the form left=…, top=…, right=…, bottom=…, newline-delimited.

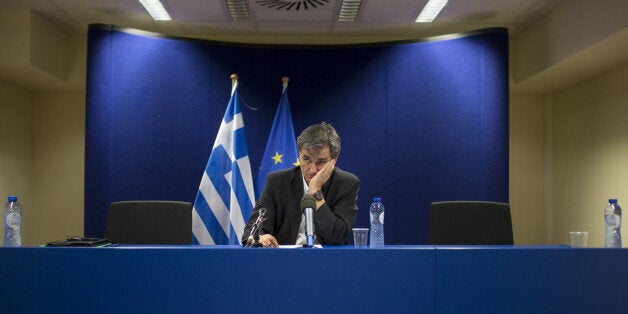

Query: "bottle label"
left=606, top=214, right=621, bottom=229
left=5, top=213, right=21, bottom=230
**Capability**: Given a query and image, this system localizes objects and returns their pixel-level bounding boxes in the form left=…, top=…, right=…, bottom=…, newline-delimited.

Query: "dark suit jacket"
left=242, top=166, right=360, bottom=245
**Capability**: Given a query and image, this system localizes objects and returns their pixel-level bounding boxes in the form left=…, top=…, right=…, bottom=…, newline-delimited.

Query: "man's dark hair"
left=296, top=122, right=341, bottom=158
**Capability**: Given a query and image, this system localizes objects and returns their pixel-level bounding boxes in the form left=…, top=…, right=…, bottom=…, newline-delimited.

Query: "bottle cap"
left=609, top=198, right=618, bottom=204
left=373, top=197, right=381, bottom=202
left=8, top=196, right=17, bottom=202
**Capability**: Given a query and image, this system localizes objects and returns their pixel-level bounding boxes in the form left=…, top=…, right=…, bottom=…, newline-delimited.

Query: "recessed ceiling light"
left=415, top=0, right=449, bottom=23
left=139, top=0, right=171, bottom=21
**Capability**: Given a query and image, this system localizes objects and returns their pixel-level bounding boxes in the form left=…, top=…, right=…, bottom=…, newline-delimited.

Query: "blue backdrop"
left=85, top=25, right=509, bottom=244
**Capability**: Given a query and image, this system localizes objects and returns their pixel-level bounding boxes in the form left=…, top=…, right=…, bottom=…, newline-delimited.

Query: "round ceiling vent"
left=255, top=0, right=330, bottom=11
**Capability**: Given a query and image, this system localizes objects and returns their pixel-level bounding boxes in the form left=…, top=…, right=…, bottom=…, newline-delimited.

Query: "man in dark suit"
left=242, top=122, right=360, bottom=247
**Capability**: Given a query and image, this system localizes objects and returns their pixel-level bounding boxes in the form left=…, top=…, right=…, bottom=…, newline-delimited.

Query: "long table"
left=1, top=246, right=626, bottom=313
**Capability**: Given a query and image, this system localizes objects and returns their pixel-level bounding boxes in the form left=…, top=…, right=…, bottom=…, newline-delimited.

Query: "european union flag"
left=256, top=78, right=299, bottom=198
left=192, top=76, right=255, bottom=245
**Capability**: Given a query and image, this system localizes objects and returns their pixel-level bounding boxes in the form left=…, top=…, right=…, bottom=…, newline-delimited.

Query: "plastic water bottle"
left=604, top=198, right=622, bottom=248
left=369, top=197, right=385, bottom=248
left=4, top=196, right=23, bottom=247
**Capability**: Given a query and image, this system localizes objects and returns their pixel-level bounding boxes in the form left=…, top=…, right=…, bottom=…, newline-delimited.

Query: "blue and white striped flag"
left=192, top=77, right=255, bottom=245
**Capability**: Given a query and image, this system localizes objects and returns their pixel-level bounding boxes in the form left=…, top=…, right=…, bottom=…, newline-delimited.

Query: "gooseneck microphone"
left=301, top=194, right=316, bottom=247
left=245, top=208, right=266, bottom=247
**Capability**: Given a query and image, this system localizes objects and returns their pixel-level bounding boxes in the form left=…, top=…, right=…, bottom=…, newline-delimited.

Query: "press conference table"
left=1, top=245, right=626, bottom=314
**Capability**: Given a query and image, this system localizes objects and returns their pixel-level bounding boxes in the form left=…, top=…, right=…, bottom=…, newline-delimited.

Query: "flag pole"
left=282, top=76, right=289, bottom=93
left=231, top=73, right=238, bottom=86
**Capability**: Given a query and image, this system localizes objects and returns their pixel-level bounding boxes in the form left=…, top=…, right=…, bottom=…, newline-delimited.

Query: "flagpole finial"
left=231, top=73, right=238, bottom=85
left=282, top=77, right=289, bottom=92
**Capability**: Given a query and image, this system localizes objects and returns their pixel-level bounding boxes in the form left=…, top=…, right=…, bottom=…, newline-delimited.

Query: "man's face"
left=299, top=145, right=332, bottom=185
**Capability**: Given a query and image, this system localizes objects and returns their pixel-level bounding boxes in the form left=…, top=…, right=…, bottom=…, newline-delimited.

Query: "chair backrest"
left=429, top=201, right=513, bottom=245
left=105, top=200, right=193, bottom=244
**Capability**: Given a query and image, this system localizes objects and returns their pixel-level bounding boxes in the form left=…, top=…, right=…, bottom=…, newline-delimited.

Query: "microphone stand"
left=301, top=195, right=317, bottom=248
left=245, top=208, right=266, bottom=247
left=304, top=207, right=315, bottom=248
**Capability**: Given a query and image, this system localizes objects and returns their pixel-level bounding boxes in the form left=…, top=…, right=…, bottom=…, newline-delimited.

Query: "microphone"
left=301, top=194, right=316, bottom=247
left=245, top=208, right=266, bottom=247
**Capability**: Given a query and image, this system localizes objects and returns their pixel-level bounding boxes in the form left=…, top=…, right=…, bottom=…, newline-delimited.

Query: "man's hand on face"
left=308, top=158, right=336, bottom=193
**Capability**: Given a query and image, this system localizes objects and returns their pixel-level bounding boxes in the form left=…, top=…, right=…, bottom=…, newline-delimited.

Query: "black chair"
left=105, top=200, right=193, bottom=244
left=429, top=201, right=513, bottom=245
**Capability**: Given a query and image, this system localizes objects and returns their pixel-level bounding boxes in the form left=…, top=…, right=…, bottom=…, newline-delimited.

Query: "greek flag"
left=256, top=79, right=299, bottom=198
left=192, top=80, right=255, bottom=245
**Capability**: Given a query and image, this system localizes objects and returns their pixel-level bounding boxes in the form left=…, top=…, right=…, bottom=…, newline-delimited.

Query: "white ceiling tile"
left=50, top=0, right=148, bottom=20
left=180, top=20, right=257, bottom=34
left=256, top=21, right=332, bottom=35
left=164, top=0, right=227, bottom=21
left=360, top=0, right=426, bottom=22
left=331, top=22, right=409, bottom=36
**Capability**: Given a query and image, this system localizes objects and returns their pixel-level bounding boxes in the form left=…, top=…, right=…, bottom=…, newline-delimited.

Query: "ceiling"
left=0, top=0, right=567, bottom=40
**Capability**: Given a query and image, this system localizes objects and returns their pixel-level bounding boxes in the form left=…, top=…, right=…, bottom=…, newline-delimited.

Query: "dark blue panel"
left=85, top=26, right=509, bottom=243
left=4, top=246, right=628, bottom=313
left=1, top=246, right=435, bottom=313
left=380, top=33, right=510, bottom=243
left=435, top=247, right=628, bottom=314
left=85, top=26, right=116, bottom=236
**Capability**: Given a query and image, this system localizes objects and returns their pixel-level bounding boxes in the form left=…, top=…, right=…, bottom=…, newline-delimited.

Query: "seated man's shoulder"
left=269, top=166, right=299, bottom=179
left=334, top=168, right=360, bottom=184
